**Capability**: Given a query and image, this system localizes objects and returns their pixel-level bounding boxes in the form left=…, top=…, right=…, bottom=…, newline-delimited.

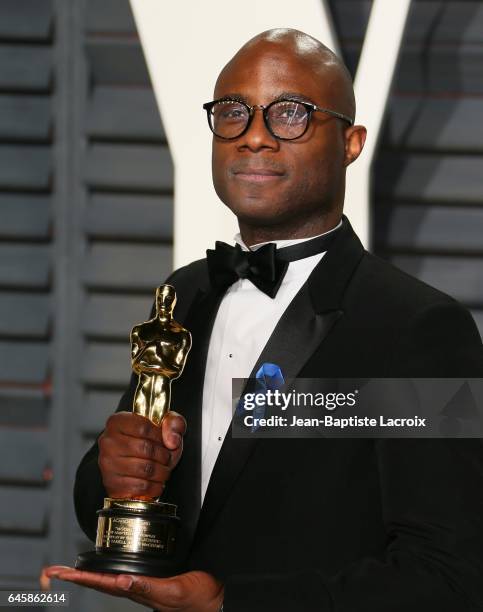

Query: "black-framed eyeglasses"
left=203, top=97, right=354, bottom=141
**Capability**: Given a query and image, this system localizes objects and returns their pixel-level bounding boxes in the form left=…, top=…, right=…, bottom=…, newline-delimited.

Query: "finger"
left=103, top=457, right=172, bottom=482
left=100, top=434, right=170, bottom=464
left=39, top=568, right=51, bottom=591
left=115, top=574, right=155, bottom=608
left=121, top=572, right=223, bottom=611
left=116, top=574, right=183, bottom=609
left=162, top=412, right=187, bottom=450
left=101, top=475, right=165, bottom=499
left=44, top=565, right=73, bottom=578
left=105, top=412, right=164, bottom=444
left=42, top=565, right=71, bottom=588
left=50, top=568, right=123, bottom=597
left=46, top=568, right=160, bottom=608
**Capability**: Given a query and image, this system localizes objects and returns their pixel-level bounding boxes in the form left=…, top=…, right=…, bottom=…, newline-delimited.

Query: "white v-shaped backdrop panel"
left=130, top=0, right=411, bottom=267
left=348, top=0, right=411, bottom=247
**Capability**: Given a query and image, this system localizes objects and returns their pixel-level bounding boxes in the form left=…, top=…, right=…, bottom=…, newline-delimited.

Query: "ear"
left=343, top=125, right=367, bottom=167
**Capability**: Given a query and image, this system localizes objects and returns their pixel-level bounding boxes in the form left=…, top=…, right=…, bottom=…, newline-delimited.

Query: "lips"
left=231, top=166, right=285, bottom=183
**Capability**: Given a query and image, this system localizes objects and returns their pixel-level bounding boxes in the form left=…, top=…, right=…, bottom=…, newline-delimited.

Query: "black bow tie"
left=206, top=224, right=341, bottom=298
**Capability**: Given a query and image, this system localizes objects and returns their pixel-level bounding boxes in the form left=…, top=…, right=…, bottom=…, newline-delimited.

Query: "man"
left=45, top=29, right=483, bottom=611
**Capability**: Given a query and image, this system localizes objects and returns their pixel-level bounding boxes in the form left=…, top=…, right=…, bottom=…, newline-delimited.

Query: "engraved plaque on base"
left=76, top=285, right=192, bottom=577
left=76, top=498, right=181, bottom=577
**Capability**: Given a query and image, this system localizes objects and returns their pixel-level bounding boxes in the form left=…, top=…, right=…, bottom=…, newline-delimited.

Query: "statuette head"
left=156, top=284, right=176, bottom=316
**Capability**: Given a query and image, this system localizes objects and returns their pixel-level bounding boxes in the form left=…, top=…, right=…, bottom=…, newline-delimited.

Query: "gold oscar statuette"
left=76, top=284, right=192, bottom=577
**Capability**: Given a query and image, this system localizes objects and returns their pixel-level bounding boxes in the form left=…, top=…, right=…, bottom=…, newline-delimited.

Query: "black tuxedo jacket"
left=75, top=219, right=483, bottom=611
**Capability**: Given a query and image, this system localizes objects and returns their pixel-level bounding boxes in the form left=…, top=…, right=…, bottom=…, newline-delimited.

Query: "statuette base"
left=75, top=497, right=180, bottom=577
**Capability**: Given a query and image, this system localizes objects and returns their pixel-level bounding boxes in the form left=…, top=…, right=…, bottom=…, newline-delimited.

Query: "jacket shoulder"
left=165, top=258, right=209, bottom=322
left=349, top=251, right=459, bottom=316
left=168, top=257, right=208, bottom=282
left=342, top=252, right=483, bottom=375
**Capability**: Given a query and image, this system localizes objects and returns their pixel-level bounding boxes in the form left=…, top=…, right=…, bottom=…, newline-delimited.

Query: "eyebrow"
left=217, top=91, right=317, bottom=105
left=273, top=92, right=317, bottom=105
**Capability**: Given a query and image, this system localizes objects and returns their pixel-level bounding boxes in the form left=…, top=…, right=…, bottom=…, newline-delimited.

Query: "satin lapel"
left=195, top=217, right=365, bottom=543
left=168, top=285, right=226, bottom=564
left=174, top=287, right=225, bottom=418
left=247, top=285, right=342, bottom=385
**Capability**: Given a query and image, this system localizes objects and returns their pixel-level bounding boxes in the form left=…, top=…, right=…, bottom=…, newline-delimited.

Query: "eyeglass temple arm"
left=314, top=106, right=354, bottom=126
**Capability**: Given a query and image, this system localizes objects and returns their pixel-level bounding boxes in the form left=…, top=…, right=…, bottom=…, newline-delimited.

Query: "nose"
left=237, top=106, right=278, bottom=152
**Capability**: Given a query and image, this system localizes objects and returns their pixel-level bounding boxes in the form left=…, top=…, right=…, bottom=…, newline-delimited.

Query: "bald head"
left=216, top=28, right=355, bottom=121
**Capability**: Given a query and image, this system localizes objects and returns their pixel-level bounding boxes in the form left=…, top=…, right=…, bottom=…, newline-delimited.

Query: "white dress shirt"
left=200, top=221, right=342, bottom=501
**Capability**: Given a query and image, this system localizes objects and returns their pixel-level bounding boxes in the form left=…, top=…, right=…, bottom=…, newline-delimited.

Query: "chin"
left=225, top=192, right=287, bottom=218
left=232, top=209, right=292, bottom=229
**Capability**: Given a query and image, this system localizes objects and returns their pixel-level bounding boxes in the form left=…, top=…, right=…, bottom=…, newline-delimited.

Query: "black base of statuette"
left=75, top=497, right=180, bottom=578
left=75, top=550, right=180, bottom=577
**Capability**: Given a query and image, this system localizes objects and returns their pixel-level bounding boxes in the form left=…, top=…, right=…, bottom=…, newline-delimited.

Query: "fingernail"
left=169, top=433, right=181, bottom=447
left=118, top=575, right=133, bottom=591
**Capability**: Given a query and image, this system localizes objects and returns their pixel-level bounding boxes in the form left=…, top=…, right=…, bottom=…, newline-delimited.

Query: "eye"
left=270, top=101, right=308, bottom=124
left=213, top=100, right=248, bottom=123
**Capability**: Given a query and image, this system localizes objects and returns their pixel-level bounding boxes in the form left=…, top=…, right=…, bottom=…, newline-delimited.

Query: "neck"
left=157, top=310, right=171, bottom=322
left=239, top=211, right=342, bottom=248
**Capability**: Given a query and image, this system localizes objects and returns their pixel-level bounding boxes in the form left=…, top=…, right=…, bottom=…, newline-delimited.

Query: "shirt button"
left=217, top=436, right=222, bottom=442
left=228, top=353, right=233, bottom=358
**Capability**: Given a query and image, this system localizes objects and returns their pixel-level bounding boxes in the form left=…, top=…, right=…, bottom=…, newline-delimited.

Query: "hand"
left=42, top=566, right=224, bottom=612
left=98, top=411, right=186, bottom=499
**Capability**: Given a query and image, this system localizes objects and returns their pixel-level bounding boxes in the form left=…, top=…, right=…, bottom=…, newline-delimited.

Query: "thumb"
left=117, top=574, right=151, bottom=594
left=162, top=411, right=187, bottom=450
left=117, top=574, right=183, bottom=603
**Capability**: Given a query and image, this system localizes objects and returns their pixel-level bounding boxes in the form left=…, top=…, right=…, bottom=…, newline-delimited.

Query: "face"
left=211, top=43, right=360, bottom=234
left=157, top=286, right=176, bottom=313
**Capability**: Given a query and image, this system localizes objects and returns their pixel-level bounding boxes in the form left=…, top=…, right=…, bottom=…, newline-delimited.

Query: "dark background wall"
left=0, top=1, right=170, bottom=610
left=329, top=0, right=483, bottom=333
left=0, top=1, right=481, bottom=610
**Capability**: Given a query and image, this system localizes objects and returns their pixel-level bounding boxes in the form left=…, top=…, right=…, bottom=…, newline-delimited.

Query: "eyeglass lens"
left=209, top=100, right=309, bottom=140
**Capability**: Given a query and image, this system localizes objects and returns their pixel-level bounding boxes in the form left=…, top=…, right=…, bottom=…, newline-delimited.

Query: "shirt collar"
left=234, top=218, right=343, bottom=252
